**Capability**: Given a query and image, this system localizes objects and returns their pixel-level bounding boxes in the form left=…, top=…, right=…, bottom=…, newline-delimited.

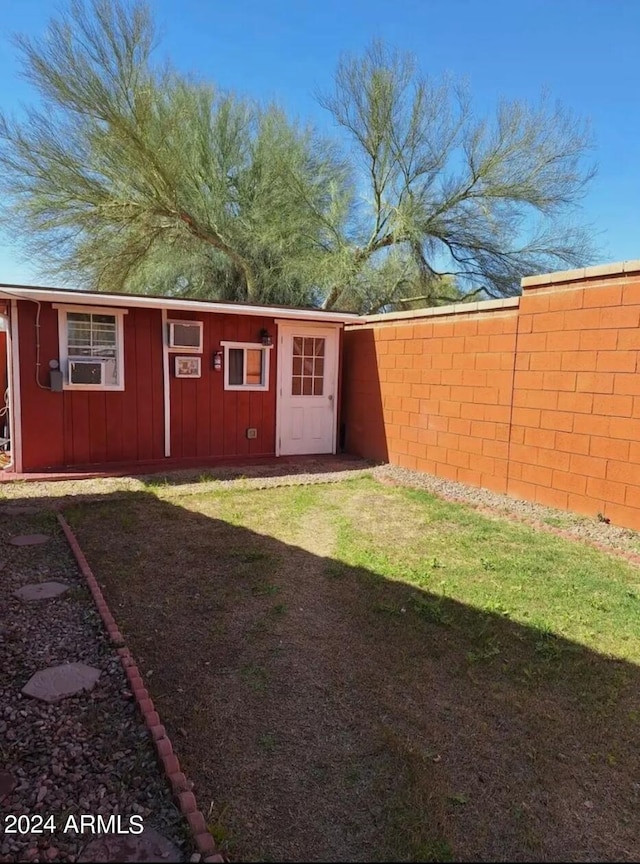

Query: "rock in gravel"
left=14, top=581, right=70, bottom=601
left=81, top=828, right=183, bottom=862
left=0, top=770, right=16, bottom=802
left=9, top=533, right=50, bottom=546
left=22, top=662, right=101, bottom=703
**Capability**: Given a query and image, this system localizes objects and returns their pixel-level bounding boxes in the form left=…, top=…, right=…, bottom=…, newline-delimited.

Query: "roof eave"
left=0, top=284, right=360, bottom=324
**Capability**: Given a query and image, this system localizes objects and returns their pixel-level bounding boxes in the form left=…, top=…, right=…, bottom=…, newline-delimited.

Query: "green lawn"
left=65, top=475, right=640, bottom=862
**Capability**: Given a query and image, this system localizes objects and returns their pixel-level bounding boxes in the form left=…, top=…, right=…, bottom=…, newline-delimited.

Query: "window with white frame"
left=221, top=341, right=271, bottom=391
left=55, top=305, right=126, bottom=390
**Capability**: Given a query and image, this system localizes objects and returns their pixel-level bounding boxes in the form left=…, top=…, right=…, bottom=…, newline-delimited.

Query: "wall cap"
left=521, top=259, right=640, bottom=289
left=355, top=296, right=520, bottom=325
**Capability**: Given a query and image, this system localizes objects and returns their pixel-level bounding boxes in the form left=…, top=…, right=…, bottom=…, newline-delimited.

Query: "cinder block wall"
left=342, top=262, right=640, bottom=531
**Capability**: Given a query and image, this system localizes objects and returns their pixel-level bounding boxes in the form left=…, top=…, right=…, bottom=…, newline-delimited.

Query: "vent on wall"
left=69, top=359, right=105, bottom=386
left=168, top=321, right=203, bottom=352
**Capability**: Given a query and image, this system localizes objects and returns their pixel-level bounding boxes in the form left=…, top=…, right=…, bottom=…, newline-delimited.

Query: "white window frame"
left=167, top=319, right=203, bottom=353
left=221, top=341, right=272, bottom=392
left=54, top=304, right=127, bottom=392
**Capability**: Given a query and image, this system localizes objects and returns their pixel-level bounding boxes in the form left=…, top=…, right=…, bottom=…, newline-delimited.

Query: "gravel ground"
left=372, top=464, right=640, bottom=558
left=0, top=510, right=191, bottom=863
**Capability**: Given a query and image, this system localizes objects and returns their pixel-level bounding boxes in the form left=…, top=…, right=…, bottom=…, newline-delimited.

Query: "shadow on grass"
left=10, top=486, right=640, bottom=863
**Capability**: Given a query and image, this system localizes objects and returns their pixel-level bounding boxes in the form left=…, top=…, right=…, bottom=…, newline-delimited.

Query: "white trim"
left=0, top=286, right=358, bottom=323
left=9, top=300, right=22, bottom=473
left=220, top=341, right=272, bottom=391
left=353, top=296, right=520, bottom=325
left=220, top=340, right=275, bottom=349
left=275, top=326, right=283, bottom=456
left=57, top=306, right=126, bottom=391
left=167, top=319, right=203, bottom=353
left=274, top=318, right=345, bottom=329
left=161, top=308, right=171, bottom=458
left=52, top=303, right=129, bottom=316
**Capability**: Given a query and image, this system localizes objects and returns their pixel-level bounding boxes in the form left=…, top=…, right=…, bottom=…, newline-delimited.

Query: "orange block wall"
left=342, top=271, right=640, bottom=531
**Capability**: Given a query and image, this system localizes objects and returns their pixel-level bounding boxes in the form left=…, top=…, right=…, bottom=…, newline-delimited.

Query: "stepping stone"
left=81, top=828, right=182, bottom=862
left=0, top=771, right=16, bottom=803
left=9, top=534, right=50, bottom=547
left=14, top=581, right=69, bottom=601
left=22, top=662, right=101, bottom=703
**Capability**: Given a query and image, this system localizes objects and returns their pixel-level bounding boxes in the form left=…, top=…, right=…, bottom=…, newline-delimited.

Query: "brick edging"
left=56, top=512, right=224, bottom=863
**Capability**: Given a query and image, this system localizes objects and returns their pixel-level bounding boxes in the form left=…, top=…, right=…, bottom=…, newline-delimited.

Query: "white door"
left=277, top=324, right=339, bottom=456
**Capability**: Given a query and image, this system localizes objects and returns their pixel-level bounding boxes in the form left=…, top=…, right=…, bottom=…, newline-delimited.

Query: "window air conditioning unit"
left=69, top=359, right=105, bottom=386
left=168, top=321, right=203, bottom=351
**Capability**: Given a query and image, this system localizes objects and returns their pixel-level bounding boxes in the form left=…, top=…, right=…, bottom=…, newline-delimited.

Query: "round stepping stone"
left=81, top=828, right=182, bottom=862
left=0, top=771, right=16, bottom=803
left=14, top=581, right=69, bottom=601
left=9, top=534, right=50, bottom=547
left=22, top=662, right=101, bottom=703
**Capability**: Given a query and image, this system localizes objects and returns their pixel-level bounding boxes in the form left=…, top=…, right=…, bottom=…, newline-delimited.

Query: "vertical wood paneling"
left=88, top=392, right=107, bottom=464
left=222, top=315, right=239, bottom=457
left=0, top=331, right=7, bottom=396
left=134, top=309, right=154, bottom=460
left=70, top=394, right=92, bottom=465
left=18, top=300, right=66, bottom=470
left=149, top=310, right=163, bottom=459
left=120, top=312, right=140, bottom=462
left=104, top=391, right=124, bottom=462
left=18, top=299, right=278, bottom=470
left=209, top=315, right=224, bottom=456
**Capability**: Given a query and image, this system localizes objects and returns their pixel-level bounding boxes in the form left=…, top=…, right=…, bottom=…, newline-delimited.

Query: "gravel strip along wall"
left=373, top=464, right=640, bottom=564
left=0, top=510, right=190, bottom=863
left=56, top=514, right=224, bottom=864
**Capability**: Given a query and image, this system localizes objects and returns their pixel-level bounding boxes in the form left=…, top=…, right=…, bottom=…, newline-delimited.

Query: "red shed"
left=0, top=284, right=358, bottom=474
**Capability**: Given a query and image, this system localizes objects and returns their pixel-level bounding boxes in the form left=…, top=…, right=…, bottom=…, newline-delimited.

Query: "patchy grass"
left=64, top=477, right=640, bottom=862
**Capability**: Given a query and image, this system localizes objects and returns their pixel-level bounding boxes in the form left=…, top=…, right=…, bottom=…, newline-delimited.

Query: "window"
left=168, top=320, right=203, bottom=352
left=221, top=341, right=271, bottom=391
left=292, top=336, right=325, bottom=396
left=55, top=305, right=126, bottom=390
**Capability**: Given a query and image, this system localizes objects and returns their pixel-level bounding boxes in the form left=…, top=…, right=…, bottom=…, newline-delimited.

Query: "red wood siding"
left=18, top=300, right=165, bottom=471
left=0, top=330, right=6, bottom=398
left=168, top=310, right=277, bottom=460
left=16, top=300, right=278, bottom=471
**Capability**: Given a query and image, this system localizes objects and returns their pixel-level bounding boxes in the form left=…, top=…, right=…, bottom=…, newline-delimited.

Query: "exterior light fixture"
left=213, top=350, right=223, bottom=371
left=260, top=328, right=273, bottom=346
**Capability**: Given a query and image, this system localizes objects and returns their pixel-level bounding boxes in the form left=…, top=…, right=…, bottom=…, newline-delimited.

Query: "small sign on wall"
left=175, top=356, right=202, bottom=378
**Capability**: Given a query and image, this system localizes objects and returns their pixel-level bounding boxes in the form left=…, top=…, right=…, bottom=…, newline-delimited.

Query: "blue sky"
left=0, top=0, right=638, bottom=286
